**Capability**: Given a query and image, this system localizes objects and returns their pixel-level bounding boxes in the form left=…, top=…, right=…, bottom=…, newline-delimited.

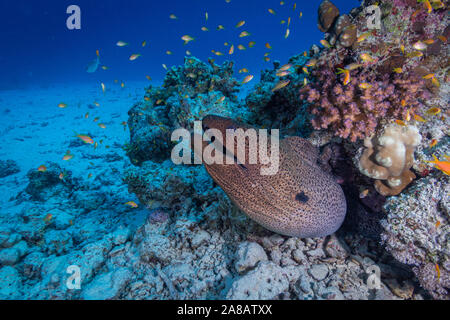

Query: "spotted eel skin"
left=195, top=115, right=347, bottom=238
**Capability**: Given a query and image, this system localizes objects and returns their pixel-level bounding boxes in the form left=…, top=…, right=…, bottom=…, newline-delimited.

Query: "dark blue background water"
left=0, top=0, right=357, bottom=89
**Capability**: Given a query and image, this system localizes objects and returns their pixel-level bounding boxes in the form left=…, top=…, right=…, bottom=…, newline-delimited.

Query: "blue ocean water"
left=0, top=0, right=357, bottom=89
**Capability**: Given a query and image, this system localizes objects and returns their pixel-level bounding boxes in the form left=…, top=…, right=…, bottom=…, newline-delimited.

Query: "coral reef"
left=381, top=174, right=449, bottom=299
left=301, top=65, right=429, bottom=142
left=245, top=54, right=312, bottom=137
left=126, top=57, right=248, bottom=166
left=23, top=162, right=75, bottom=201
left=359, top=124, right=422, bottom=196
left=300, top=0, right=448, bottom=142
left=0, top=160, right=20, bottom=178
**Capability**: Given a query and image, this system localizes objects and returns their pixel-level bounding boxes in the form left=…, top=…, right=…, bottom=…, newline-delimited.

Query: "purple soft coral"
left=301, top=65, right=429, bottom=142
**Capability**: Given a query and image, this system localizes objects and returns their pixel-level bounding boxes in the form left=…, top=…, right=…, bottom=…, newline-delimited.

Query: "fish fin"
left=282, top=136, right=319, bottom=166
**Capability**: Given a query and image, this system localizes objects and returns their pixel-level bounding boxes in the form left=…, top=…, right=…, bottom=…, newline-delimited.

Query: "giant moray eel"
left=194, top=115, right=347, bottom=238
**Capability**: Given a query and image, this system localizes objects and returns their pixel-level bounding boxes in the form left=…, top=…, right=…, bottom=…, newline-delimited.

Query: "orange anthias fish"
left=425, top=155, right=450, bottom=175
left=336, top=68, right=350, bottom=85
left=125, top=201, right=138, bottom=208
left=76, top=134, right=94, bottom=144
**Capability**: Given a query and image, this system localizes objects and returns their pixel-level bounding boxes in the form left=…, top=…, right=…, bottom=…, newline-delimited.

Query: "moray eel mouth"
left=194, top=115, right=347, bottom=238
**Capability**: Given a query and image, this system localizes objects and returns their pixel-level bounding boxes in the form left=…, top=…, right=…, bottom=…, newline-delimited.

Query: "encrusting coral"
left=358, top=124, right=422, bottom=196
left=300, top=0, right=448, bottom=142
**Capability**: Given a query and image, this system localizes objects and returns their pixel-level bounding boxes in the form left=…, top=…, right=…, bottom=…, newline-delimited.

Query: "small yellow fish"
left=77, top=134, right=94, bottom=144
left=436, top=264, right=441, bottom=278
left=272, top=80, right=290, bottom=92
left=125, top=201, right=138, bottom=208
left=239, top=31, right=250, bottom=38
left=236, top=20, right=245, bottom=28
left=98, top=123, right=106, bottom=129
left=242, top=75, right=254, bottom=84
left=395, top=119, right=407, bottom=126
left=288, top=17, right=291, bottom=27
left=214, top=51, right=224, bottom=56
left=142, top=40, right=147, bottom=47
left=423, top=74, right=435, bottom=79
left=429, top=139, right=438, bottom=148
left=425, top=155, right=450, bottom=175
left=43, top=213, right=53, bottom=223
left=360, top=53, right=374, bottom=63
left=268, top=8, right=276, bottom=15
left=181, top=35, right=194, bottom=44
left=414, top=114, right=426, bottom=122
left=58, top=103, right=67, bottom=109
left=94, top=102, right=100, bottom=107
left=393, top=67, right=403, bottom=73
left=279, top=64, right=292, bottom=72
left=201, top=27, right=209, bottom=32
left=276, top=70, right=290, bottom=77
left=359, top=83, right=372, bottom=89
left=423, top=39, right=434, bottom=45
left=248, top=41, right=256, bottom=48
left=400, top=45, right=405, bottom=54
left=217, top=96, right=226, bottom=103
left=424, top=0, right=432, bottom=13
left=336, top=68, right=350, bottom=85
left=146, top=75, right=152, bottom=81
left=101, top=83, right=106, bottom=93
left=63, top=153, right=74, bottom=161
left=285, top=29, right=290, bottom=39
left=129, top=54, right=141, bottom=61
left=121, top=82, right=125, bottom=88
left=265, top=43, right=272, bottom=49
left=426, top=107, right=441, bottom=116
left=162, top=64, right=168, bottom=70
left=84, top=112, right=89, bottom=119
left=59, top=172, right=65, bottom=180
left=169, top=14, right=177, bottom=19
left=264, top=57, right=270, bottom=62
left=116, top=41, right=128, bottom=47
left=359, top=189, right=369, bottom=198
left=205, top=12, right=208, bottom=21
left=186, top=50, right=192, bottom=55
left=217, top=25, right=225, bottom=30
left=299, top=12, right=303, bottom=18
left=431, top=77, right=440, bottom=87
left=166, top=51, right=173, bottom=55
left=302, top=67, right=309, bottom=74
left=238, top=44, right=246, bottom=50
left=435, top=220, right=441, bottom=228
left=239, top=68, right=249, bottom=73
left=357, top=32, right=371, bottom=43
left=320, top=39, right=331, bottom=48
left=438, top=35, right=447, bottom=43
left=101, top=66, right=108, bottom=70
left=413, top=41, right=427, bottom=51
left=38, top=165, right=47, bottom=172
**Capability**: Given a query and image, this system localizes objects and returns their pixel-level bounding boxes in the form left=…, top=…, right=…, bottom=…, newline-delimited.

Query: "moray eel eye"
left=295, top=191, right=309, bottom=203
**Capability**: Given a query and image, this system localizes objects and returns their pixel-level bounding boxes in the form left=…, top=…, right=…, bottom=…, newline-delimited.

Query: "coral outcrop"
left=300, top=0, right=448, bottom=142
left=381, top=174, right=450, bottom=299
left=126, top=57, right=248, bottom=165
left=359, top=124, right=422, bottom=196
